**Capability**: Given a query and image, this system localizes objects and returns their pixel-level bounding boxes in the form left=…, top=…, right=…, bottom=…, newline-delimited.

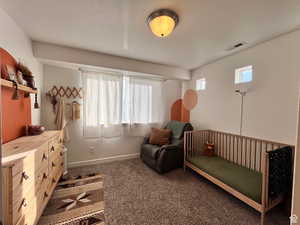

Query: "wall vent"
left=226, top=42, right=247, bottom=51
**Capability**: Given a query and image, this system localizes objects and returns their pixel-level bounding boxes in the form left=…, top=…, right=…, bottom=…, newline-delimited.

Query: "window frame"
left=196, top=78, right=206, bottom=91
left=235, top=65, right=253, bottom=84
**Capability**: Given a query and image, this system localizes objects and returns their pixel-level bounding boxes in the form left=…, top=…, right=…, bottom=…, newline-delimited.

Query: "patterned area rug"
left=38, top=174, right=105, bottom=225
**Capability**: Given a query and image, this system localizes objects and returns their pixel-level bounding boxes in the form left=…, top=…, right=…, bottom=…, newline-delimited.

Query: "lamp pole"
left=235, top=90, right=246, bottom=136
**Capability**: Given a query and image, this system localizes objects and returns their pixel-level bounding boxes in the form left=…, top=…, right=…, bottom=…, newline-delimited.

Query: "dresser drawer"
left=49, top=142, right=63, bottom=159
left=2, top=131, right=62, bottom=225
left=12, top=154, right=48, bottom=204
left=14, top=183, right=50, bottom=225
left=13, top=163, right=49, bottom=206
left=48, top=165, right=63, bottom=193
left=49, top=152, right=64, bottom=174
left=12, top=189, right=40, bottom=225
left=15, top=168, right=52, bottom=225
left=12, top=142, right=49, bottom=176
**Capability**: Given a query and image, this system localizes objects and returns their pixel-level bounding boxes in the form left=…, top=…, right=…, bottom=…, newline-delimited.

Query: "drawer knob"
left=52, top=162, right=56, bottom=167
left=43, top=173, right=48, bottom=179
left=42, top=153, right=48, bottom=160
left=52, top=178, right=56, bottom=183
left=60, top=152, right=64, bottom=156
left=51, top=146, right=55, bottom=152
left=22, top=172, right=29, bottom=181
left=19, top=198, right=27, bottom=211
left=61, top=162, right=64, bottom=167
left=44, top=192, right=49, bottom=198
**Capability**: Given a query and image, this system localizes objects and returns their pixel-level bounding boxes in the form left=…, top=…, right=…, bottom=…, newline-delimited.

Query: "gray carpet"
left=69, top=158, right=289, bottom=225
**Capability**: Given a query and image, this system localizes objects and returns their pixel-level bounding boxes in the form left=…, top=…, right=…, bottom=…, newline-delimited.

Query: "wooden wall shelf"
left=0, top=79, right=37, bottom=94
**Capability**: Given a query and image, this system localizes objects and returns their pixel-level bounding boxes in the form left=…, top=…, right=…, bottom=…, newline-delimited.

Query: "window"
left=196, top=78, right=206, bottom=91
left=122, top=77, right=160, bottom=124
left=83, top=71, right=163, bottom=127
left=235, top=65, right=253, bottom=84
left=83, top=71, right=164, bottom=138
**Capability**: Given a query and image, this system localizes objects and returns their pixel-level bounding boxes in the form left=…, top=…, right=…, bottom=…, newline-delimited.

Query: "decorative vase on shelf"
left=23, top=75, right=36, bottom=89
left=16, top=62, right=36, bottom=89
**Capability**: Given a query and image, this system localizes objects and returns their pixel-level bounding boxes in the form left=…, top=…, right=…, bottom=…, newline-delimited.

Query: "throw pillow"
left=149, top=128, right=171, bottom=146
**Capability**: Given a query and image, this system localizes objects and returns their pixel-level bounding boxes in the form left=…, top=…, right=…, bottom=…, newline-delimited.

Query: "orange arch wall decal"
left=170, top=99, right=190, bottom=122
left=171, top=89, right=198, bottom=123
left=1, top=48, right=32, bottom=143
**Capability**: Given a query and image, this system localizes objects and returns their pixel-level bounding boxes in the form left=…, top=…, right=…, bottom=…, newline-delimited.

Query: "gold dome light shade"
left=147, top=9, right=179, bottom=38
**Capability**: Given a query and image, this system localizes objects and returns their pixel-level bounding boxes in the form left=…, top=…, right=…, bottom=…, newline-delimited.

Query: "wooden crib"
left=184, top=130, right=293, bottom=225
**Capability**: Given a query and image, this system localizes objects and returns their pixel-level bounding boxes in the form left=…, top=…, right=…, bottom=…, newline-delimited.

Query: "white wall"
left=33, top=41, right=191, bottom=80
left=0, top=7, right=43, bottom=124
left=186, top=30, right=300, bottom=145
left=0, top=7, right=43, bottom=223
left=41, top=64, right=182, bottom=166
left=292, top=93, right=300, bottom=224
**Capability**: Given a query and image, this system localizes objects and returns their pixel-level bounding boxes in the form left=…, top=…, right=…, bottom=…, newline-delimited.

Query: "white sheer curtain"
left=83, top=71, right=164, bottom=138
left=122, top=76, right=164, bottom=136
left=83, top=71, right=123, bottom=138
left=122, top=76, right=163, bottom=124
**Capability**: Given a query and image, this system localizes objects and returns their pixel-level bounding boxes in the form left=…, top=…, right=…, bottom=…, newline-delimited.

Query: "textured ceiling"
left=1, top=0, right=300, bottom=71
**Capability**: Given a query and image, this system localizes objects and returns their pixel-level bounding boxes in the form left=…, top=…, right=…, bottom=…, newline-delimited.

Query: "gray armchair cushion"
left=161, top=139, right=183, bottom=151
left=141, top=144, right=161, bottom=159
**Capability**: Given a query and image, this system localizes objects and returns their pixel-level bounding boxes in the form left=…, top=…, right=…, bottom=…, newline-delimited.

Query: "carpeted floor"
left=69, top=158, right=289, bottom=225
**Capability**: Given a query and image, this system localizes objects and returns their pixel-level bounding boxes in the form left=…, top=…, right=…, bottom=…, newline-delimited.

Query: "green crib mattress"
left=187, top=156, right=262, bottom=203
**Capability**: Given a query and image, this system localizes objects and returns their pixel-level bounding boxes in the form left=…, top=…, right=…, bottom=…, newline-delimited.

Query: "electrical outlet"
left=89, top=146, right=95, bottom=153
left=290, top=214, right=298, bottom=224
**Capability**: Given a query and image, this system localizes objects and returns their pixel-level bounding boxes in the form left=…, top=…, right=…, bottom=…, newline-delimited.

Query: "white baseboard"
left=67, top=153, right=140, bottom=168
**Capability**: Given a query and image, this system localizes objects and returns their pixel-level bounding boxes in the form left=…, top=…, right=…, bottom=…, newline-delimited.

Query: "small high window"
left=235, top=65, right=253, bottom=84
left=196, top=78, right=206, bottom=91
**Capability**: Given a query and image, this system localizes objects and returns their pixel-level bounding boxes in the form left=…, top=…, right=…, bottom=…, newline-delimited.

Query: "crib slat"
left=225, top=134, right=227, bottom=159
left=244, top=139, right=247, bottom=167
left=254, top=140, right=257, bottom=171
left=233, top=136, right=236, bottom=163
left=249, top=140, right=252, bottom=169
left=223, top=133, right=225, bottom=159
left=260, top=141, right=263, bottom=172
left=219, top=133, right=221, bottom=157
left=227, top=135, right=229, bottom=160
left=192, top=132, right=194, bottom=157
left=240, top=137, right=242, bottom=166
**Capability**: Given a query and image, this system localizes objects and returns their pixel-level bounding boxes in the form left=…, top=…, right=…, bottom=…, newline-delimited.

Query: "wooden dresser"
left=2, top=131, right=64, bottom=225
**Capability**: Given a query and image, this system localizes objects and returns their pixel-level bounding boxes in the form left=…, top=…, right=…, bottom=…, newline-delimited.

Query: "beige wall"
left=41, top=64, right=182, bottom=166
left=33, top=41, right=191, bottom=80
left=185, top=29, right=300, bottom=145
left=0, top=8, right=43, bottom=125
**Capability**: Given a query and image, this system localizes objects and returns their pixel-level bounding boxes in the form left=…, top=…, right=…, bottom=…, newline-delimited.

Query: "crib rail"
left=184, top=130, right=287, bottom=172
left=184, top=129, right=291, bottom=224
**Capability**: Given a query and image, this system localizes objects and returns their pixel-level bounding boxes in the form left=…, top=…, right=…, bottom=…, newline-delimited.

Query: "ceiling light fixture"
left=147, top=9, right=179, bottom=38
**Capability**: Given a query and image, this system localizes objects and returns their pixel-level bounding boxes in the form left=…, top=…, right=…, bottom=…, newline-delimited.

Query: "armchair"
left=140, top=121, right=193, bottom=173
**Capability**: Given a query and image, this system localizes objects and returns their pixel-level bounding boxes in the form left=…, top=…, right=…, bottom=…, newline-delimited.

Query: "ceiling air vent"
left=226, top=42, right=247, bottom=51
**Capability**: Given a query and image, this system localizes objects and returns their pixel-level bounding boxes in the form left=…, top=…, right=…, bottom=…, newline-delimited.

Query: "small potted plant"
left=16, top=62, right=36, bottom=89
